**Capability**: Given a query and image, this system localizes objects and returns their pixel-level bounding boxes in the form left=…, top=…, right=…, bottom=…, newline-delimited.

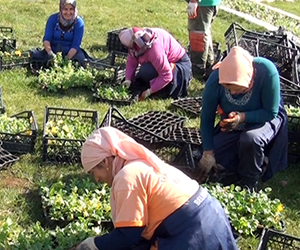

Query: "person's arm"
left=94, top=227, right=145, bottom=249
left=68, top=16, right=84, bottom=59
left=200, top=70, right=220, bottom=151
left=43, top=14, right=57, bottom=54
left=147, top=44, right=173, bottom=94
left=243, top=59, right=280, bottom=123
left=125, top=54, right=139, bottom=81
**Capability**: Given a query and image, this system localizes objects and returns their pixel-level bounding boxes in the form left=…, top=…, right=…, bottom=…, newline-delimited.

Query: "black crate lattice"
left=42, top=107, right=99, bottom=164
left=0, top=111, right=38, bottom=154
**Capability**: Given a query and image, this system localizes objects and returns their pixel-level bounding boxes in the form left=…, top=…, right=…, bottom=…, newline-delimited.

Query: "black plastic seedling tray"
left=0, top=143, right=19, bottom=170
left=0, top=50, right=30, bottom=71
left=257, top=228, right=300, bottom=250
left=99, top=106, right=197, bottom=169
left=0, top=110, right=38, bottom=154
left=171, top=97, right=202, bottom=117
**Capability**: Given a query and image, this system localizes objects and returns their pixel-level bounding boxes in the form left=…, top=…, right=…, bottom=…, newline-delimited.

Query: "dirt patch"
left=0, top=176, right=30, bottom=190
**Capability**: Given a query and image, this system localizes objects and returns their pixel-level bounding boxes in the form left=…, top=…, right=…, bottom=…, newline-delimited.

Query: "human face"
left=222, top=83, right=249, bottom=95
left=62, top=4, right=75, bottom=21
left=89, top=157, right=114, bottom=187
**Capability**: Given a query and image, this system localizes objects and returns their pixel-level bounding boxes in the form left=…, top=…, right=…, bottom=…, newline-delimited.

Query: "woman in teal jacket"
left=198, top=46, right=288, bottom=190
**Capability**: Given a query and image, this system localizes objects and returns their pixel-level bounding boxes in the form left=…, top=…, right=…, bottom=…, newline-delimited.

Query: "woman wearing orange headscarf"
left=76, top=127, right=238, bottom=250
left=198, top=46, right=288, bottom=189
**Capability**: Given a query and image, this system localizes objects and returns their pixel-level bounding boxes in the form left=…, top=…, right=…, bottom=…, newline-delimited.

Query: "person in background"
left=119, top=27, right=192, bottom=101
left=198, top=46, right=288, bottom=190
left=186, top=0, right=222, bottom=80
left=31, top=0, right=90, bottom=67
left=76, top=126, right=238, bottom=250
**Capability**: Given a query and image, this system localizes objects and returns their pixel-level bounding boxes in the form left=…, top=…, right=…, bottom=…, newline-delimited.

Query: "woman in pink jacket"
left=119, top=27, right=192, bottom=101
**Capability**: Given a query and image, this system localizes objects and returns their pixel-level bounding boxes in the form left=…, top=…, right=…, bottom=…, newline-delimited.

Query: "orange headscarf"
left=212, top=46, right=254, bottom=88
left=81, top=127, right=164, bottom=177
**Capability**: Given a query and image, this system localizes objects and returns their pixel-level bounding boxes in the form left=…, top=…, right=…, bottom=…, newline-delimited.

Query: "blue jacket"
left=43, top=13, right=84, bottom=55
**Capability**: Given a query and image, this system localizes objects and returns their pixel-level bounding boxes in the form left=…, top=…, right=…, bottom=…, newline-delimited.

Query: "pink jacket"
left=125, top=28, right=186, bottom=93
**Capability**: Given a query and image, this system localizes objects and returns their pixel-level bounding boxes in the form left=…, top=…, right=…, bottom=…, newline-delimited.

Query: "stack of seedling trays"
left=224, top=22, right=300, bottom=83
left=0, top=26, right=16, bottom=52
left=89, top=51, right=140, bottom=105
left=106, top=28, right=128, bottom=53
left=166, top=127, right=202, bottom=146
left=257, top=228, right=300, bottom=250
left=100, top=106, right=197, bottom=168
left=0, top=50, right=31, bottom=71
left=171, top=97, right=202, bottom=118
left=42, top=107, right=99, bottom=164
left=0, top=142, right=19, bottom=170
left=0, top=110, right=38, bottom=154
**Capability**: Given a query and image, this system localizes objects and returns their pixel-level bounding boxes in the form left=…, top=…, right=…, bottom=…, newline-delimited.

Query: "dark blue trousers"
left=213, top=114, right=284, bottom=187
left=135, top=53, right=192, bottom=99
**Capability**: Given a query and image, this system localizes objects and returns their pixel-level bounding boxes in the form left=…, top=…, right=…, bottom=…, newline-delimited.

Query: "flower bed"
left=204, top=183, right=285, bottom=236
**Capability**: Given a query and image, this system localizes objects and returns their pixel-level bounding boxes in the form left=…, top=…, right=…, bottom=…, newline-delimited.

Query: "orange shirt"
left=110, top=160, right=199, bottom=240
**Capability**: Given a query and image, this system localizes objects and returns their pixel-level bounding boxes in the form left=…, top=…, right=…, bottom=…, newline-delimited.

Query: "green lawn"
left=0, top=0, right=299, bottom=249
left=262, top=0, right=300, bottom=16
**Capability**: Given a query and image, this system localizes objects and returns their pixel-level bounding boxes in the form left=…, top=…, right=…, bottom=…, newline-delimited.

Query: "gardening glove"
left=48, top=50, right=56, bottom=60
left=197, top=152, right=217, bottom=183
left=139, top=88, right=152, bottom=101
left=220, top=111, right=245, bottom=132
left=122, top=79, right=132, bottom=88
left=76, top=237, right=98, bottom=250
left=187, top=0, right=198, bottom=19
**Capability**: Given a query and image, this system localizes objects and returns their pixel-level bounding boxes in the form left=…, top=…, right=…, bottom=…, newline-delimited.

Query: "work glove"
left=197, top=152, right=217, bottom=183
left=122, top=79, right=132, bottom=88
left=187, top=0, right=198, bottom=19
left=220, top=111, right=245, bottom=132
left=47, top=50, right=56, bottom=60
left=139, top=88, right=151, bottom=101
left=76, top=237, right=98, bottom=250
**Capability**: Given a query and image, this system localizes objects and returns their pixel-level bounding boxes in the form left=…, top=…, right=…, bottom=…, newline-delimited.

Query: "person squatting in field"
left=76, top=126, right=238, bottom=250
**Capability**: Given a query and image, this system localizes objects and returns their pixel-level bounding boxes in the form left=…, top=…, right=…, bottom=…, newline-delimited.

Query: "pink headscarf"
left=81, top=127, right=164, bottom=176
left=212, top=46, right=254, bottom=88
left=119, top=27, right=157, bottom=57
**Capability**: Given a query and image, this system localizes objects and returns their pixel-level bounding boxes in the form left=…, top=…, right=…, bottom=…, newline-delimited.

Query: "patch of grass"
left=0, top=0, right=299, bottom=248
left=262, top=0, right=300, bottom=16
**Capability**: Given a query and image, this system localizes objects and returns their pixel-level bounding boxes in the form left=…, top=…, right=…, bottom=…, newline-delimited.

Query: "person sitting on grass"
left=119, top=27, right=192, bottom=101
left=76, top=126, right=238, bottom=250
left=31, top=0, right=91, bottom=67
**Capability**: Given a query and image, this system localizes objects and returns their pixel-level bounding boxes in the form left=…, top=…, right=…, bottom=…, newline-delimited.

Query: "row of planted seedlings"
left=32, top=50, right=141, bottom=105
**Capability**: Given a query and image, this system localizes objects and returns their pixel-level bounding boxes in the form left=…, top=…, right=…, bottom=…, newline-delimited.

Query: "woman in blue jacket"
left=32, top=0, right=88, bottom=66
